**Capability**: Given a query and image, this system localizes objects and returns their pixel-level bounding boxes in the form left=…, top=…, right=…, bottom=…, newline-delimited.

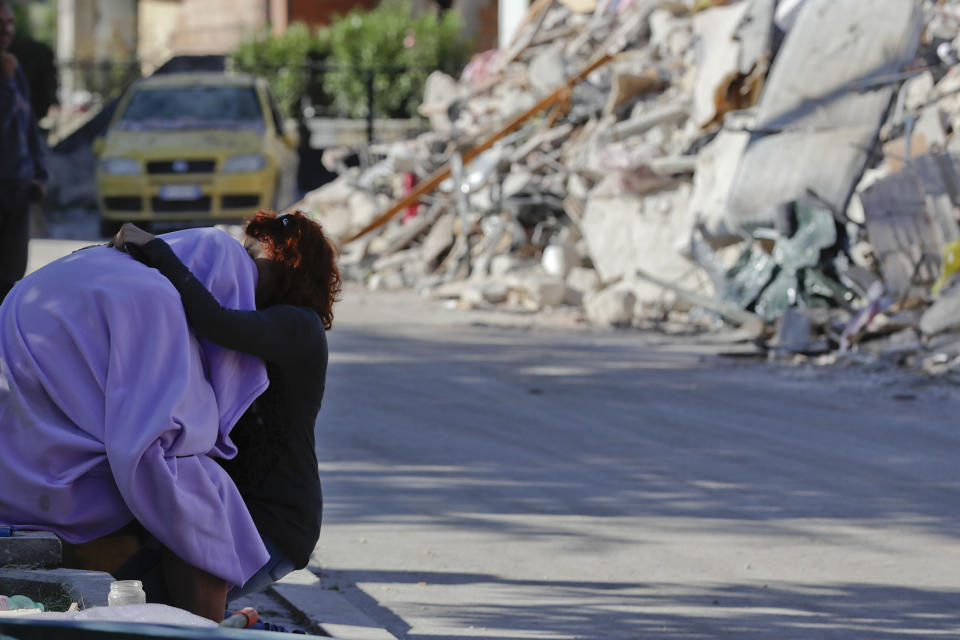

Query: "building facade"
left=57, top=0, right=526, bottom=79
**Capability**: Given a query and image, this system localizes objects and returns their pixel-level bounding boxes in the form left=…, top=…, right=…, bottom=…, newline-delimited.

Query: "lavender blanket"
left=0, top=229, right=270, bottom=586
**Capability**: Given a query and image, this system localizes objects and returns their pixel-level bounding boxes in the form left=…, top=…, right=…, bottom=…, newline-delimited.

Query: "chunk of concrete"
left=418, top=71, right=462, bottom=136
left=736, top=0, right=776, bottom=76
left=505, top=271, right=568, bottom=310
left=603, top=70, right=668, bottom=116
left=420, top=213, right=455, bottom=268
left=458, top=286, right=489, bottom=309
left=367, top=270, right=405, bottom=291
left=0, top=568, right=113, bottom=609
left=692, top=1, right=752, bottom=127
left=859, top=159, right=959, bottom=299
left=457, top=281, right=509, bottom=308
left=686, top=121, right=752, bottom=241
left=902, top=70, right=936, bottom=113
left=528, top=45, right=568, bottom=95
left=479, top=281, right=510, bottom=305
left=302, top=171, right=380, bottom=242
left=502, top=169, right=534, bottom=199
left=610, top=96, right=691, bottom=142
left=580, top=184, right=701, bottom=306
left=584, top=287, right=636, bottom=326
left=541, top=243, right=581, bottom=279
left=727, top=0, right=922, bottom=223
left=490, top=254, right=533, bottom=278
left=774, top=0, right=810, bottom=31
left=567, top=266, right=601, bottom=294
left=919, top=288, right=960, bottom=336
left=649, top=8, right=692, bottom=60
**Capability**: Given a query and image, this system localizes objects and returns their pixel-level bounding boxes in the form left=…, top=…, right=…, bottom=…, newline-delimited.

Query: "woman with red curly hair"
left=111, top=210, right=341, bottom=614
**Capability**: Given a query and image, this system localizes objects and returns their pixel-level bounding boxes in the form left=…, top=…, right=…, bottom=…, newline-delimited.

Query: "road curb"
left=268, top=570, right=397, bottom=640
left=0, top=567, right=114, bottom=608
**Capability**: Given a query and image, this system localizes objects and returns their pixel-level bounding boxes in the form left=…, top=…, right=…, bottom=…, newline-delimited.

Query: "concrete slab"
left=0, top=568, right=113, bottom=609
left=0, top=532, right=61, bottom=568
left=728, top=0, right=922, bottom=226
left=269, top=569, right=397, bottom=640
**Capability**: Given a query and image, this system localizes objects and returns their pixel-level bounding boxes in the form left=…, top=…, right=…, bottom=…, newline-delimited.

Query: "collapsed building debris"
left=295, top=0, right=960, bottom=380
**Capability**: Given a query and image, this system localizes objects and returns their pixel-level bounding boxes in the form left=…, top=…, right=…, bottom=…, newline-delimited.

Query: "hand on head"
left=108, top=223, right=157, bottom=254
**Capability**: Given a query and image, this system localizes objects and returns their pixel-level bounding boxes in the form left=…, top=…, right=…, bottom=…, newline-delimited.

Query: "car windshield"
left=116, top=85, right=265, bottom=131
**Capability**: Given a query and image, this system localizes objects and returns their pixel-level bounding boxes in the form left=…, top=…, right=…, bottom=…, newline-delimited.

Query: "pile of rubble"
left=297, top=0, right=960, bottom=378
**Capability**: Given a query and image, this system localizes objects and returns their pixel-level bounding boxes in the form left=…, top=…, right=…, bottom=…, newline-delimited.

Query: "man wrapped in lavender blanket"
left=0, top=228, right=270, bottom=620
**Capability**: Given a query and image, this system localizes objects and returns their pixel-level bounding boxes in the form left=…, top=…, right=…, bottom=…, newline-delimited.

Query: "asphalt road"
left=317, top=289, right=960, bottom=640
left=28, top=238, right=960, bottom=639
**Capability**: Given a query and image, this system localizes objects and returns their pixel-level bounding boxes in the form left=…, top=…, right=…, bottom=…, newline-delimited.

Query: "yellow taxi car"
left=93, top=72, right=299, bottom=237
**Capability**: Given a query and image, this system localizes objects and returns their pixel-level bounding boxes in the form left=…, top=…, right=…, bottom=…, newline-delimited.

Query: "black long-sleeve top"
left=139, top=238, right=328, bottom=569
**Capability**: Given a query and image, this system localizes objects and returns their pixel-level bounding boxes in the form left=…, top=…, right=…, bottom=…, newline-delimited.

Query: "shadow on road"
left=304, top=569, right=960, bottom=640
left=315, top=317, right=960, bottom=638
left=322, top=325, right=960, bottom=538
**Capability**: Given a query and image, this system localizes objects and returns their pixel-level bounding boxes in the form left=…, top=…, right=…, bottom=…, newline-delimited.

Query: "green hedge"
left=231, top=23, right=327, bottom=118
left=230, top=1, right=470, bottom=119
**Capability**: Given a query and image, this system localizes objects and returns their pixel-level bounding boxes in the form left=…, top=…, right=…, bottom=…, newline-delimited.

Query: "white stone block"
left=566, top=266, right=601, bottom=294
left=584, top=287, right=637, bottom=326
left=541, top=243, right=581, bottom=279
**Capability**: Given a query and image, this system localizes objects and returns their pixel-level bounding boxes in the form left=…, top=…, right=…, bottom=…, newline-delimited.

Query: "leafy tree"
left=8, top=1, right=58, bottom=119
left=325, top=1, right=469, bottom=119
left=231, top=23, right=328, bottom=118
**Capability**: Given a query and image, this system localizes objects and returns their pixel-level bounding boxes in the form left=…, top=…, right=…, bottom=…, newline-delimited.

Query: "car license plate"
left=159, top=185, right=201, bottom=201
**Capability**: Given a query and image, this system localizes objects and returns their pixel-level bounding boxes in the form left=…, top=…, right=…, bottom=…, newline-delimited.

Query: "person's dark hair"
left=245, top=210, right=342, bottom=329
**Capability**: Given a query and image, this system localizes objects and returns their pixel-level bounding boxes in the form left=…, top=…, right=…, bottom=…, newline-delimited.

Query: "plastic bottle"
left=107, top=580, right=146, bottom=606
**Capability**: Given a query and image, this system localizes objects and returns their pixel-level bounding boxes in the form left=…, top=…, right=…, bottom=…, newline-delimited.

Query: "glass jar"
left=107, top=580, right=146, bottom=606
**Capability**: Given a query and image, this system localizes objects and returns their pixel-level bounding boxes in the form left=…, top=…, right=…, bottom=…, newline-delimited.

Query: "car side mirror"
left=92, top=136, right=105, bottom=156
left=282, top=119, right=300, bottom=149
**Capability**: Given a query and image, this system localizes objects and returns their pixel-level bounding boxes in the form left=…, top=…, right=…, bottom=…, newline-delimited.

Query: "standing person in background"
left=0, top=0, right=47, bottom=302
